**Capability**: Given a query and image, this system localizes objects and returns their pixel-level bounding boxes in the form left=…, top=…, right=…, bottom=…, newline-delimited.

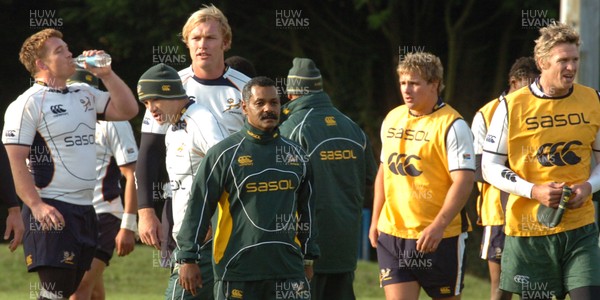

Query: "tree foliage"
left=0, top=0, right=559, bottom=153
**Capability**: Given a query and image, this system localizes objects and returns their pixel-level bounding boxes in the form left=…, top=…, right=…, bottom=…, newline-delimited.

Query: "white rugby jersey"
left=2, top=82, right=110, bottom=205
left=93, top=120, right=138, bottom=217
left=141, top=66, right=249, bottom=135
left=165, top=102, right=229, bottom=239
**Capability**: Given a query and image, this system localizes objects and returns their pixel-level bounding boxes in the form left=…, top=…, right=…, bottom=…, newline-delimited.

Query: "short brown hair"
left=181, top=4, right=232, bottom=51
left=19, top=28, right=63, bottom=77
left=534, top=23, right=580, bottom=69
left=397, top=52, right=445, bottom=94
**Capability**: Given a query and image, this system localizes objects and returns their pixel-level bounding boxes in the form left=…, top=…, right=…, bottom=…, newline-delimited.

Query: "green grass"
left=0, top=244, right=491, bottom=299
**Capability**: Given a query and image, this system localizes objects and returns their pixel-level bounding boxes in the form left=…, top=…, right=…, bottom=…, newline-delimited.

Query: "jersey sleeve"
left=106, top=121, right=138, bottom=166
left=296, top=147, right=320, bottom=259
left=88, top=86, right=111, bottom=115
left=471, top=112, right=487, bottom=182
left=482, top=99, right=534, bottom=198
left=446, top=119, right=475, bottom=171
left=471, top=112, right=486, bottom=155
left=2, top=96, right=38, bottom=146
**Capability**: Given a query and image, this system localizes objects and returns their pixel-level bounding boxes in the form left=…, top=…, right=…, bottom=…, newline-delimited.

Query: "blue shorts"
left=376, top=232, right=467, bottom=298
left=95, top=213, right=121, bottom=265
left=480, top=225, right=505, bottom=263
left=22, top=198, right=97, bottom=272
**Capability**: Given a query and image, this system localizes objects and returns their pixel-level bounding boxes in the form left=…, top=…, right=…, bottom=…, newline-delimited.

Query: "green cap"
left=137, top=63, right=187, bottom=102
left=287, top=57, right=323, bottom=94
left=68, top=67, right=99, bottom=88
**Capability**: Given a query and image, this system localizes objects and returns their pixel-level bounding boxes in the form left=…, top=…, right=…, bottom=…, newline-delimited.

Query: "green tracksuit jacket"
left=279, top=92, right=377, bottom=273
left=175, top=122, right=319, bottom=282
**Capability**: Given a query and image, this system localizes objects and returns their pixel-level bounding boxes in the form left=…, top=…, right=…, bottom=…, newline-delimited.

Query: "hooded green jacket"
left=175, top=122, right=319, bottom=281
left=279, top=92, right=377, bottom=273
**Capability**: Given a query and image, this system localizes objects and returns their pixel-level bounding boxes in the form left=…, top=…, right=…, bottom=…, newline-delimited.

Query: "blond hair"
left=397, top=52, right=445, bottom=94
left=534, top=23, right=580, bottom=69
left=19, top=28, right=63, bottom=77
left=181, top=4, right=232, bottom=51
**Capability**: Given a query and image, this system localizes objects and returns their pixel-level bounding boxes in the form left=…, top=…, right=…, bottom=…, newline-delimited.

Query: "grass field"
left=0, top=244, right=492, bottom=299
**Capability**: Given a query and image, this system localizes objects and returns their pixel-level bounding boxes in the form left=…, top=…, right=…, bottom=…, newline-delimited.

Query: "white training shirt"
left=93, top=120, right=138, bottom=217
left=166, top=102, right=229, bottom=239
left=141, top=66, right=249, bottom=135
left=2, top=82, right=110, bottom=205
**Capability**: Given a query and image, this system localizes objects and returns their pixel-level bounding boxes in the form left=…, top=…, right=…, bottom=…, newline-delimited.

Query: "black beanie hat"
left=68, top=67, right=99, bottom=88
left=287, top=57, right=323, bottom=95
left=137, top=63, right=187, bottom=102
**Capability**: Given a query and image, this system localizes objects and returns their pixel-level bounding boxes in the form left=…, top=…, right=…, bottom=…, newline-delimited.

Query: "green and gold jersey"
left=174, top=122, right=319, bottom=281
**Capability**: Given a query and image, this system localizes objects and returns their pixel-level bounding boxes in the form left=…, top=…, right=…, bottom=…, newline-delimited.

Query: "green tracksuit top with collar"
left=279, top=92, right=377, bottom=273
left=175, top=121, right=320, bottom=282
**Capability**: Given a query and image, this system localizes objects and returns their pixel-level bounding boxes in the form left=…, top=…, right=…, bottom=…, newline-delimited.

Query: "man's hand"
left=532, top=182, right=565, bottom=208
left=567, top=182, right=591, bottom=209
left=138, top=208, right=162, bottom=250
left=304, top=265, right=314, bottom=281
left=368, top=224, right=379, bottom=248
left=115, top=228, right=135, bottom=256
left=4, top=206, right=24, bottom=252
left=416, top=223, right=444, bottom=253
left=30, top=202, right=65, bottom=231
left=178, top=263, right=202, bottom=296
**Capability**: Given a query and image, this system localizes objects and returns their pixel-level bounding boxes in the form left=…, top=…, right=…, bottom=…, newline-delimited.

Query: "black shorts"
left=479, top=225, right=505, bottom=264
left=22, top=198, right=97, bottom=272
left=95, top=213, right=121, bottom=266
left=376, top=232, right=467, bottom=298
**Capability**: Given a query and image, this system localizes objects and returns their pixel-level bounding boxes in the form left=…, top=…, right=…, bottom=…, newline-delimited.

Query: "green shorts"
left=214, top=278, right=310, bottom=300
left=500, top=223, right=600, bottom=298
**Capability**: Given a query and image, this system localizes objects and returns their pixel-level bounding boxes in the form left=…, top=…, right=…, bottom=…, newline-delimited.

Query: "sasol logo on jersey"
left=50, top=104, right=68, bottom=117
left=245, top=179, right=295, bottom=193
left=387, top=153, right=422, bottom=176
left=170, top=180, right=181, bottom=191
left=525, top=113, right=589, bottom=130
left=64, top=134, right=94, bottom=147
left=386, top=127, right=430, bottom=142
left=536, top=141, right=582, bottom=166
left=319, top=149, right=357, bottom=161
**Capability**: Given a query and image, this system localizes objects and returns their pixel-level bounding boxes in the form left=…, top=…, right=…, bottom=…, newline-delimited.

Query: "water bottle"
left=74, top=53, right=112, bottom=68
